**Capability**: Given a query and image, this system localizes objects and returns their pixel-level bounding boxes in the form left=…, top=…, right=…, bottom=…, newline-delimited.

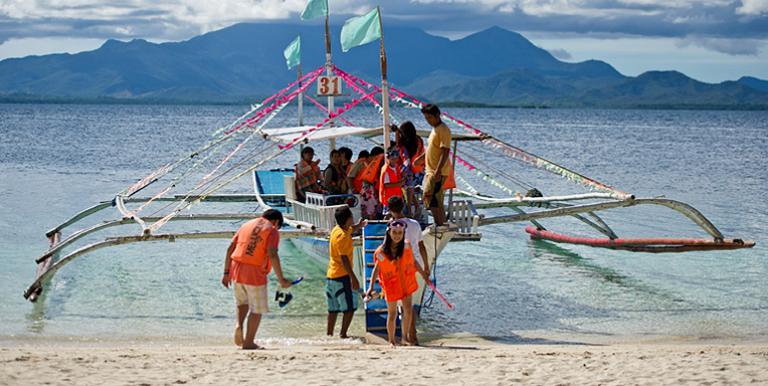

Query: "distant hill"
left=738, top=76, right=768, bottom=93
left=0, top=23, right=766, bottom=109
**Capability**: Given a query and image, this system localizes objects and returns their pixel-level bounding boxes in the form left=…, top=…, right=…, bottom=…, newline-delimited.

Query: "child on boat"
left=360, top=146, right=385, bottom=219
left=395, top=121, right=425, bottom=218
left=364, top=219, right=419, bottom=346
left=379, top=147, right=404, bottom=217
left=221, top=209, right=291, bottom=350
left=294, top=146, right=323, bottom=202
left=326, top=206, right=367, bottom=338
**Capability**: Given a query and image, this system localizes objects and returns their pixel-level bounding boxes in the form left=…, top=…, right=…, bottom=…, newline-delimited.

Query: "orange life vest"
left=360, top=154, right=384, bottom=184
left=231, top=218, right=273, bottom=273
left=374, top=243, right=418, bottom=302
left=378, top=164, right=402, bottom=204
left=294, top=159, right=321, bottom=190
left=401, top=139, right=426, bottom=174
left=443, top=163, right=456, bottom=189
left=350, top=159, right=367, bottom=193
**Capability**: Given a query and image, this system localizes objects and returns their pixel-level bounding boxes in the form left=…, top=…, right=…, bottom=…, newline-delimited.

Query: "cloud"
left=548, top=48, right=573, bottom=60
left=0, top=0, right=766, bottom=46
left=677, top=36, right=765, bottom=55
left=736, top=0, right=768, bottom=15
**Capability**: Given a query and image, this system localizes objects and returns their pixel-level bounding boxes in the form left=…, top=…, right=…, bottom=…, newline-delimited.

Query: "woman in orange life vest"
left=294, top=146, right=323, bottom=202
left=378, top=147, right=404, bottom=217
left=359, top=146, right=385, bottom=219
left=395, top=121, right=426, bottom=219
left=364, top=219, right=419, bottom=346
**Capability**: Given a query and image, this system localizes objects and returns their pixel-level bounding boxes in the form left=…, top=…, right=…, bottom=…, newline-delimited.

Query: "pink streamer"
left=278, top=89, right=380, bottom=150
left=304, top=94, right=356, bottom=127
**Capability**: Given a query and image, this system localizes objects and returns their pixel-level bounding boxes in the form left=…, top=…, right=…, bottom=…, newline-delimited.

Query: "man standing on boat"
left=222, top=209, right=291, bottom=350
left=421, top=104, right=451, bottom=226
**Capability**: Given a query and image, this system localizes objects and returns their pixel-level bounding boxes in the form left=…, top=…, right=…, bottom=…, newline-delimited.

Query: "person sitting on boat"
left=338, top=146, right=354, bottom=192
left=326, top=206, right=367, bottom=339
left=347, top=150, right=369, bottom=194
left=221, top=209, right=291, bottom=350
left=323, top=149, right=348, bottom=195
left=379, top=147, right=404, bottom=217
left=364, top=219, right=419, bottom=346
left=359, top=146, right=385, bottom=219
left=294, top=146, right=323, bottom=202
left=395, top=121, right=426, bottom=219
left=421, top=104, right=452, bottom=227
left=386, top=196, right=430, bottom=345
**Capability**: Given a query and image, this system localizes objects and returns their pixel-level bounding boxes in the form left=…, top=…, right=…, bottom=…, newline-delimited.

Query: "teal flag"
left=340, top=8, right=381, bottom=52
left=300, top=0, right=327, bottom=20
left=283, top=35, right=301, bottom=69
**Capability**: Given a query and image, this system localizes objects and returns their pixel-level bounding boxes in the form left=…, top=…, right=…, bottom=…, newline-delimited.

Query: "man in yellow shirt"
left=326, top=206, right=367, bottom=338
left=421, top=104, right=451, bottom=226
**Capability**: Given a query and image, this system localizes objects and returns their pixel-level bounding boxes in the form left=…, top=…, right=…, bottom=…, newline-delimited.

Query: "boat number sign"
left=317, top=76, right=342, bottom=96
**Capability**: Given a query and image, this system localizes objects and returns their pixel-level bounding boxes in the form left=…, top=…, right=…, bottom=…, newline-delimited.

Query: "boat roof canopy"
left=262, top=125, right=483, bottom=144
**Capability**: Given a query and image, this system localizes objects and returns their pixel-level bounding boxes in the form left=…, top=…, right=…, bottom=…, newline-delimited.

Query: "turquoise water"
left=1, top=104, right=766, bottom=342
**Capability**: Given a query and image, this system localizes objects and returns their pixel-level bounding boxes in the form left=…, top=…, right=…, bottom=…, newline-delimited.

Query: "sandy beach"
left=2, top=335, right=766, bottom=385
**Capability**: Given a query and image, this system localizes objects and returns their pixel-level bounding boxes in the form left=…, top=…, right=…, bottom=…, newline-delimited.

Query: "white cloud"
left=736, top=0, right=768, bottom=15
left=677, top=36, right=765, bottom=55
left=547, top=47, right=573, bottom=60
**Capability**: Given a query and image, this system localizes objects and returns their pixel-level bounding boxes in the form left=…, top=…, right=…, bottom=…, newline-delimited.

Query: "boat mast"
left=377, top=6, right=391, bottom=149
left=297, top=62, right=304, bottom=127
left=325, top=7, right=336, bottom=151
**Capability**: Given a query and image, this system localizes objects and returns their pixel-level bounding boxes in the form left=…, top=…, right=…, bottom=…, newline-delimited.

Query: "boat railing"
left=448, top=200, right=481, bottom=241
left=288, top=198, right=348, bottom=231
left=305, top=192, right=362, bottom=221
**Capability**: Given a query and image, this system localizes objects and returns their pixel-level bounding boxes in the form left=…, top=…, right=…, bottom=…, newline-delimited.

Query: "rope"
left=303, top=94, right=357, bottom=127
left=119, top=67, right=323, bottom=199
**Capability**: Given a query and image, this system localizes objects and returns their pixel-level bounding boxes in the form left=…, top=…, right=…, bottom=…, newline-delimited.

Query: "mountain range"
left=1, top=23, right=766, bottom=109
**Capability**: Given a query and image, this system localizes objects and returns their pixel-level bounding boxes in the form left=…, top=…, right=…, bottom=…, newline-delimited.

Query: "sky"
left=0, top=0, right=767, bottom=83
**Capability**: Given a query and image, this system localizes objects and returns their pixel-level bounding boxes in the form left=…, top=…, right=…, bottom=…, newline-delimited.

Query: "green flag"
left=300, top=0, right=327, bottom=20
left=283, top=35, right=301, bottom=70
left=340, top=8, right=381, bottom=52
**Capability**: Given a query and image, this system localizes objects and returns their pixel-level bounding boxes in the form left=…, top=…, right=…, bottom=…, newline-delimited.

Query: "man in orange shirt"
left=222, top=209, right=290, bottom=350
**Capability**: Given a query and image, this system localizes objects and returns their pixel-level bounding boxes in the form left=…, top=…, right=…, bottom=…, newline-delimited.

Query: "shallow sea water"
left=1, top=104, right=766, bottom=343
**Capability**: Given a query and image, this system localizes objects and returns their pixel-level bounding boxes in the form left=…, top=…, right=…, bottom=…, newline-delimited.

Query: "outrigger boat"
left=23, top=5, right=755, bottom=340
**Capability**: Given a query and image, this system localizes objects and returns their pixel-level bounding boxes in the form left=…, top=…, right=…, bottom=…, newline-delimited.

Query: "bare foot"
left=242, top=342, right=263, bottom=350
left=234, top=325, right=243, bottom=347
left=340, top=334, right=349, bottom=339
left=388, top=341, right=397, bottom=348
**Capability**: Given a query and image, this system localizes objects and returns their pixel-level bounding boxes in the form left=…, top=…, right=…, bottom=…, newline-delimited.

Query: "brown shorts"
left=422, top=173, right=445, bottom=209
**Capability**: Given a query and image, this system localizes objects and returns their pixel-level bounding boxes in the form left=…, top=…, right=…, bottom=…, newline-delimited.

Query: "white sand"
left=1, top=336, right=767, bottom=385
